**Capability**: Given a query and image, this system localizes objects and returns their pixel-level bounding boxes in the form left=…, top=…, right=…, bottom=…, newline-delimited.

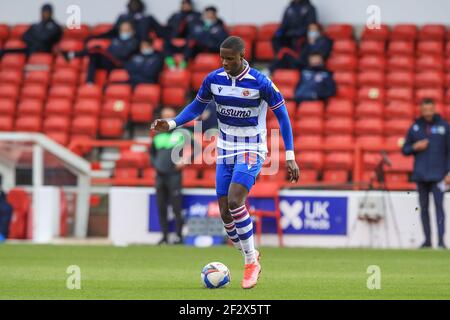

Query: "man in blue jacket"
left=0, top=190, right=13, bottom=242
left=402, top=98, right=450, bottom=249
left=294, top=52, right=336, bottom=103
left=272, top=0, right=317, bottom=55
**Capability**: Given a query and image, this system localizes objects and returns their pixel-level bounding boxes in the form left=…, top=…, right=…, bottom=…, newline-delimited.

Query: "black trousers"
left=417, top=181, right=446, bottom=245
left=156, top=172, right=183, bottom=239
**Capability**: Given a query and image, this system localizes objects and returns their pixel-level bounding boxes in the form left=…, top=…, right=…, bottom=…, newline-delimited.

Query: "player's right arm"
left=151, top=74, right=213, bottom=132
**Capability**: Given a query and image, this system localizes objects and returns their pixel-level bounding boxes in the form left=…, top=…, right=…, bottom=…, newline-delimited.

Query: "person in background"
left=150, top=107, right=186, bottom=245
left=164, top=0, right=202, bottom=70
left=181, top=6, right=228, bottom=67
left=61, top=21, right=139, bottom=83
left=294, top=52, right=336, bottom=103
left=402, top=98, right=450, bottom=249
left=272, top=0, right=317, bottom=55
left=124, top=38, right=164, bottom=86
left=0, top=190, right=13, bottom=242
left=0, top=3, right=62, bottom=58
left=90, top=0, right=164, bottom=41
left=268, top=23, right=332, bottom=74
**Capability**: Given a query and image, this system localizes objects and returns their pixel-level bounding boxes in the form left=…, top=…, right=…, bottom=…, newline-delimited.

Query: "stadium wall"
left=1, top=0, right=450, bottom=26
left=109, top=187, right=450, bottom=248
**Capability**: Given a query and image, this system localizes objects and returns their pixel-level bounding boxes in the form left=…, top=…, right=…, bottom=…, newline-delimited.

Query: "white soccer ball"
left=201, top=262, right=231, bottom=289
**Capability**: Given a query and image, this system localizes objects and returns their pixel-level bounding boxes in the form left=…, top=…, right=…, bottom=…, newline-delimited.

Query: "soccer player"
left=151, top=36, right=299, bottom=289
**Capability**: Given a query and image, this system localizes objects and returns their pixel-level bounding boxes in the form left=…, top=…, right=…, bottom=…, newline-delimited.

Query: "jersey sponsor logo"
left=218, top=106, right=252, bottom=118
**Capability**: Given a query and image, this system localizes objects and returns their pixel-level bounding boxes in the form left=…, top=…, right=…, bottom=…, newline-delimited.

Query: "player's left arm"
left=264, top=78, right=300, bottom=183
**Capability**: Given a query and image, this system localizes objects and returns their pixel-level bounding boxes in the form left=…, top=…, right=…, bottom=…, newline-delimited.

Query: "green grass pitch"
left=0, top=244, right=449, bottom=300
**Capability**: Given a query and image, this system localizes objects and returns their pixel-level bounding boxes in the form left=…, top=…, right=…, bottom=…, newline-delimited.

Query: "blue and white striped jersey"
left=196, top=60, right=285, bottom=159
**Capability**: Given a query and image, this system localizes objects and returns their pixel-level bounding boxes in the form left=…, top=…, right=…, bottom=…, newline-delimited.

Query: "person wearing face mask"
left=89, top=0, right=164, bottom=42
left=164, top=0, right=202, bottom=70
left=124, top=38, right=164, bottom=86
left=272, top=0, right=317, bottom=55
left=0, top=3, right=62, bottom=58
left=60, top=21, right=139, bottom=83
left=180, top=6, right=228, bottom=67
left=294, top=52, right=336, bottom=104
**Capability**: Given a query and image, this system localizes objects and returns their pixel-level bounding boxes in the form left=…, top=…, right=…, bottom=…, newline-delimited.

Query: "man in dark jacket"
left=91, top=0, right=164, bottom=42
left=182, top=6, right=228, bottom=65
left=0, top=4, right=62, bottom=57
left=0, top=190, right=13, bottom=242
left=124, top=38, right=164, bottom=86
left=62, top=21, right=139, bottom=83
left=272, top=0, right=317, bottom=54
left=294, top=52, right=336, bottom=103
left=402, top=98, right=450, bottom=249
left=150, top=107, right=186, bottom=245
left=164, top=0, right=202, bottom=69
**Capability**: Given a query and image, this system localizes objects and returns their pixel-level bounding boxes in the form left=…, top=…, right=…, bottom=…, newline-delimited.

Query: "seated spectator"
left=181, top=6, right=228, bottom=67
left=0, top=190, right=13, bottom=242
left=164, top=0, right=202, bottom=70
left=268, top=23, right=332, bottom=73
left=91, top=0, right=164, bottom=41
left=294, top=52, right=336, bottom=103
left=0, top=3, right=62, bottom=57
left=272, top=0, right=317, bottom=55
left=61, top=21, right=139, bottom=83
left=124, top=38, right=164, bottom=86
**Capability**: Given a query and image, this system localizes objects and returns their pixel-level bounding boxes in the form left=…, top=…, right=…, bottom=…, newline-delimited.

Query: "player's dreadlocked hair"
left=220, top=36, right=245, bottom=54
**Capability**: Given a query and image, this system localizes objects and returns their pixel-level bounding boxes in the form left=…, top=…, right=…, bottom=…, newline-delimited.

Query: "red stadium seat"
left=102, top=100, right=130, bottom=120
left=58, top=39, right=85, bottom=53
left=271, top=69, right=300, bottom=87
left=160, top=70, right=190, bottom=89
left=0, top=116, right=14, bottom=131
left=0, top=69, right=23, bottom=86
left=417, top=41, right=444, bottom=56
left=327, top=54, right=357, bottom=71
left=54, top=55, right=82, bottom=72
left=24, top=70, right=50, bottom=86
left=324, top=117, right=354, bottom=135
left=130, top=103, right=155, bottom=123
left=3, top=39, right=26, bottom=49
left=52, top=68, right=79, bottom=86
left=162, top=88, right=186, bottom=107
left=416, top=88, right=444, bottom=103
left=324, top=152, right=353, bottom=170
left=0, top=24, right=9, bottom=42
left=384, top=101, right=414, bottom=119
left=99, top=118, right=124, bottom=138
left=419, top=24, right=445, bottom=41
left=416, top=55, right=444, bottom=72
left=72, top=116, right=98, bottom=136
left=116, top=150, right=150, bottom=169
left=46, top=131, right=70, bottom=145
left=104, top=84, right=132, bottom=101
left=132, top=84, right=161, bottom=104
left=358, top=55, right=386, bottom=71
left=325, top=24, right=353, bottom=40
left=326, top=99, right=353, bottom=117
left=257, top=23, right=279, bottom=40
left=359, top=40, right=385, bottom=56
left=384, top=152, right=413, bottom=172
left=255, top=40, right=274, bottom=61
left=295, top=135, right=323, bottom=151
left=324, top=135, right=354, bottom=148
left=323, top=170, right=349, bottom=184
left=415, top=71, right=444, bottom=88
left=63, top=24, right=90, bottom=40
left=384, top=119, right=411, bottom=136
left=17, top=99, right=43, bottom=116
left=192, top=53, right=222, bottom=72
left=114, top=167, right=139, bottom=180
left=10, top=24, right=29, bottom=39
left=387, top=41, right=415, bottom=56
left=298, top=151, right=324, bottom=170
left=333, top=71, right=356, bottom=87
left=390, top=24, right=417, bottom=41
left=43, top=116, right=71, bottom=132
left=388, top=55, right=415, bottom=71
left=355, top=101, right=384, bottom=118
left=1, top=54, right=26, bottom=70
left=276, top=85, right=295, bottom=100
left=45, top=99, right=72, bottom=116
left=294, top=117, right=323, bottom=135
left=229, top=24, right=258, bottom=41
left=363, top=152, right=383, bottom=170
left=332, top=39, right=357, bottom=55
left=15, top=116, right=42, bottom=132
left=336, top=85, right=356, bottom=100
left=28, top=53, right=53, bottom=67
left=108, top=69, right=130, bottom=83
left=358, top=71, right=385, bottom=87
left=77, top=84, right=102, bottom=101
left=191, top=72, right=209, bottom=90
left=387, top=87, right=413, bottom=102
left=49, top=85, right=76, bottom=101
left=91, top=23, right=113, bottom=36
left=74, top=99, right=101, bottom=116
left=0, top=84, right=20, bottom=101
left=386, top=71, right=414, bottom=87
left=358, top=86, right=386, bottom=103
left=354, top=118, right=384, bottom=135
left=296, top=101, right=325, bottom=117
left=385, top=135, right=405, bottom=149
left=0, top=99, right=16, bottom=116
left=356, top=135, right=384, bottom=146
left=297, top=170, right=318, bottom=183
left=21, top=84, right=47, bottom=101
left=361, top=24, right=389, bottom=41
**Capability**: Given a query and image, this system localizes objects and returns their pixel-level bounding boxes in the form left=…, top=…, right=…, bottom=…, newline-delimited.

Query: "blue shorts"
left=216, top=152, right=264, bottom=198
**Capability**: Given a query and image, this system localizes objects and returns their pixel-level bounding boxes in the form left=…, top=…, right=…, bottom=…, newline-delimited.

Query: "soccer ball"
left=201, top=262, right=231, bottom=289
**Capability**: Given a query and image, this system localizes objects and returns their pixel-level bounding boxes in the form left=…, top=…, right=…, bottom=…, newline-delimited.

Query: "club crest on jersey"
left=242, top=89, right=250, bottom=97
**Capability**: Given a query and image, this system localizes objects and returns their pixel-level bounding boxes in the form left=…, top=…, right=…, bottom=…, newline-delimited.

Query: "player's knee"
left=227, top=198, right=244, bottom=211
